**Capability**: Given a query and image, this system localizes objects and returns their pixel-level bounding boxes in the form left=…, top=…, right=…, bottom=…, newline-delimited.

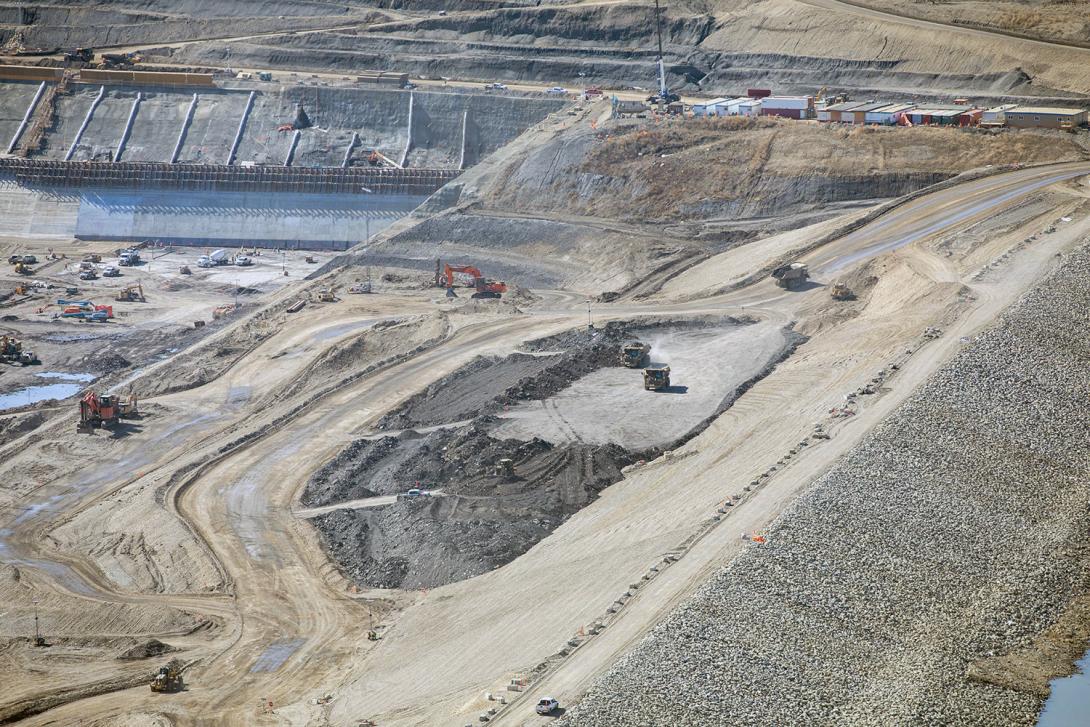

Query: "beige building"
left=1004, top=106, right=1088, bottom=130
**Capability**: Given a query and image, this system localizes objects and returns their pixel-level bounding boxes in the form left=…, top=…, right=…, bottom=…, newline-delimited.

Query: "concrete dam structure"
left=0, top=79, right=565, bottom=248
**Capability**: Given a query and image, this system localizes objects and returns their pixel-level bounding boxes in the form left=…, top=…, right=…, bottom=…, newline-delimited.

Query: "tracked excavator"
left=77, top=390, right=138, bottom=433
left=434, top=260, right=507, bottom=299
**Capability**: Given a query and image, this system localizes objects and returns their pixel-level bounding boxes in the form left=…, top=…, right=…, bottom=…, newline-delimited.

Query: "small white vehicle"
left=547, top=86, right=566, bottom=95
left=235, top=255, right=253, bottom=266
left=405, top=488, right=428, bottom=498
left=102, top=265, right=121, bottom=277
left=536, top=697, right=560, bottom=715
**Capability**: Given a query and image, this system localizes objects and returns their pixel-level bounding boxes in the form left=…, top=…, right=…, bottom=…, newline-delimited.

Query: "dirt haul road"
left=5, top=161, right=1090, bottom=726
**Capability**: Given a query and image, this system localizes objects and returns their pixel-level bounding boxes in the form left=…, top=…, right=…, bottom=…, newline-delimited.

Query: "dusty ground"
left=840, top=0, right=1090, bottom=46
left=0, top=17, right=1085, bottom=723
left=1, top=159, right=1081, bottom=727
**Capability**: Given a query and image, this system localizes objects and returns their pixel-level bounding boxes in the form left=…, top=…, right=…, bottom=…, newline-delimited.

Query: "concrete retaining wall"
left=74, top=189, right=425, bottom=249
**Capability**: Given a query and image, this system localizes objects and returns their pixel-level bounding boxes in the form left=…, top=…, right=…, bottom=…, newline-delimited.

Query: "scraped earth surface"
left=305, top=317, right=798, bottom=589
left=494, top=321, right=794, bottom=449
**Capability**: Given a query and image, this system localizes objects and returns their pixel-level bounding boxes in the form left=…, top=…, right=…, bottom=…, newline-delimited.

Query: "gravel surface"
left=560, top=244, right=1090, bottom=726
left=309, top=317, right=799, bottom=589
left=494, top=322, right=789, bottom=449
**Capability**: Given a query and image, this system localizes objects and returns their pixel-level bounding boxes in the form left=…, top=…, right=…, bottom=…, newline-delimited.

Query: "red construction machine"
left=77, top=391, right=138, bottom=433
left=434, top=260, right=507, bottom=299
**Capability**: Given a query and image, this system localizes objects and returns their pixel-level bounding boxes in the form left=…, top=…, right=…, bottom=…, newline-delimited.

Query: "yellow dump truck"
left=620, top=341, right=651, bottom=368
left=643, top=365, right=670, bottom=391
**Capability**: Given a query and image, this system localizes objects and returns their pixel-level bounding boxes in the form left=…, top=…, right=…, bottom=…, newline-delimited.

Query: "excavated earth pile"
left=558, top=243, right=1090, bottom=727
left=306, top=317, right=800, bottom=590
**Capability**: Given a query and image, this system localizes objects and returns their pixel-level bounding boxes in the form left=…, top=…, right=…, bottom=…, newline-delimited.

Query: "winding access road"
left=5, top=161, right=1090, bottom=726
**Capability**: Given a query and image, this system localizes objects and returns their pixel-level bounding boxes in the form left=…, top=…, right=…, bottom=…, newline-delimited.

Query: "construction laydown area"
left=2, top=2, right=1090, bottom=725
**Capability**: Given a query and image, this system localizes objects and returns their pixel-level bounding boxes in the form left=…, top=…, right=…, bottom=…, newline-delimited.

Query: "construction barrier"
left=77, top=69, right=216, bottom=87
left=0, top=158, right=461, bottom=196
left=0, top=65, right=64, bottom=82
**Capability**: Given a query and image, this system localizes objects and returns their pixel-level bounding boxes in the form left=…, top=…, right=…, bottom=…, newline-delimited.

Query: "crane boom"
left=655, top=0, right=667, bottom=98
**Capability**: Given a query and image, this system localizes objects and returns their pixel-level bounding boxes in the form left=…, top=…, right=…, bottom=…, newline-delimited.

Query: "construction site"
left=1, top=2, right=1090, bottom=726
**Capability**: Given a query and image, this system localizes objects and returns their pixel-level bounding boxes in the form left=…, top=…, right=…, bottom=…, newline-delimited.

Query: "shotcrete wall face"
left=0, top=81, right=564, bottom=169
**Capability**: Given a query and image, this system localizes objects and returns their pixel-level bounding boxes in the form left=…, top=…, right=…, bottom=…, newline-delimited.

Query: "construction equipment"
left=316, top=286, right=338, bottom=303
left=77, top=391, right=119, bottom=431
left=150, top=660, right=184, bottom=693
left=830, top=282, right=855, bottom=301
left=179, top=265, right=192, bottom=275
left=83, top=253, right=102, bottom=263
left=118, top=249, right=140, bottom=266
left=435, top=260, right=508, bottom=299
left=495, top=458, right=515, bottom=478
left=15, top=262, right=32, bottom=275
left=643, top=365, right=671, bottom=391
left=305, top=255, right=316, bottom=264
left=64, top=47, right=93, bottom=64
left=368, top=150, right=381, bottom=166
left=646, top=0, right=680, bottom=108
left=116, top=284, right=145, bottom=302
left=620, top=341, right=651, bottom=368
left=771, top=262, right=810, bottom=291
left=0, top=335, right=38, bottom=365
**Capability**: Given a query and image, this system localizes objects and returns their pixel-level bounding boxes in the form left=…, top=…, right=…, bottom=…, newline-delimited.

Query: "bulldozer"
left=116, top=284, right=145, bottom=302
left=14, top=262, right=32, bottom=275
left=316, top=286, right=339, bottom=303
left=771, top=262, right=809, bottom=291
left=0, top=335, right=38, bottom=366
left=830, top=282, right=855, bottom=301
left=150, top=660, right=184, bottom=693
left=620, top=341, right=651, bottom=368
left=643, top=365, right=671, bottom=391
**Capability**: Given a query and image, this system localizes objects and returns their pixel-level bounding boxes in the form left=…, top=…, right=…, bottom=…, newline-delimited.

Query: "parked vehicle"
left=103, top=265, right=121, bottom=277
left=235, top=255, right=253, bottom=266
left=547, top=86, right=567, bottom=95
left=536, top=697, right=560, bottom=715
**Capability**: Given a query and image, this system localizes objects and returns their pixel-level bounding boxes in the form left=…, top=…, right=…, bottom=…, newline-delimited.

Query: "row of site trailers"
left=692, top=93, right=1089, bottom=130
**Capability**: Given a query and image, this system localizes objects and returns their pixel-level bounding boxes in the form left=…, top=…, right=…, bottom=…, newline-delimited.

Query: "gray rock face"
left=560, top=245, right=1090, bottom=726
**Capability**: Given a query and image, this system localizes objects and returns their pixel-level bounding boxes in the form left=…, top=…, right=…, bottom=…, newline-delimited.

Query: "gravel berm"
left=560, top=243, right=1090, bottom=726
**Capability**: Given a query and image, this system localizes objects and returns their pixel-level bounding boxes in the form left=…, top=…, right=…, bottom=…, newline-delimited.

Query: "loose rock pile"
left=560, top=245, right=1090, bottom=726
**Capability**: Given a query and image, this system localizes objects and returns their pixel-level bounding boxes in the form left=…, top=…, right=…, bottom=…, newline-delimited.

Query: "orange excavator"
left=77, top=391, right=138, bottom=433
left=435, top=260, right=507, bottom=299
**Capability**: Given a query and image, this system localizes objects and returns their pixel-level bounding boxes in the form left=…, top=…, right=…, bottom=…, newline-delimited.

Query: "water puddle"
left=0, top=372, right=97, bottom=412
left=35, top=371, right=95, bottom=382
left=250, top=638, right=306, bottom=672
left=1038, top=650, right=1090, bottom=726
left=312, top=319, right=375, bottom=343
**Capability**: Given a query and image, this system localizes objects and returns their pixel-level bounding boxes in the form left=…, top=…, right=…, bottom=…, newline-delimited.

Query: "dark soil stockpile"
left=306, top=316, right=796, bottom=590
left=313, top=424, right=629, bottom=588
